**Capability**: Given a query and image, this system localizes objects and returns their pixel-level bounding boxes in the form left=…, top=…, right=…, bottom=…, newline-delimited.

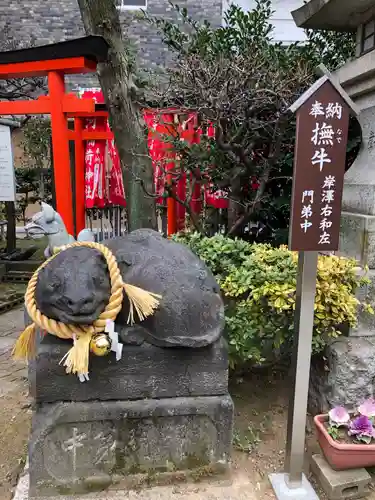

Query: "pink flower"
left=358, top=399, right=375, bottom=418
left=329, top=406, right=350, bottom=427
left=349, top=416, right=375, bottom=444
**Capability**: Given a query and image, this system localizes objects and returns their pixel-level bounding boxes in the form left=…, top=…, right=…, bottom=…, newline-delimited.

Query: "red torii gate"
left=0, top=35, right=184, bottom=237
left=67, top=107, right=180, bottom=236
left=0, top=36, right=110, bottom=236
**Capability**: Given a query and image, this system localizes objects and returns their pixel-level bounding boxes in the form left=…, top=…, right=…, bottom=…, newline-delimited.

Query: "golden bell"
left=90, top=334, right=112, bottom=357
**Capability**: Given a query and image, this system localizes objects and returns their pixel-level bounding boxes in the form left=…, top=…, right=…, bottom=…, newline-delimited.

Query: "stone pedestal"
left=310, top=211, right=375, bottom=412
left=29, top=335, right=229, bottom=403
left=28, top=335, right=234, bottom=498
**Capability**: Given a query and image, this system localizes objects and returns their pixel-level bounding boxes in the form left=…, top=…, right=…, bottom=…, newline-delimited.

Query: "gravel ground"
left=1, top=306, right=375, bottom=500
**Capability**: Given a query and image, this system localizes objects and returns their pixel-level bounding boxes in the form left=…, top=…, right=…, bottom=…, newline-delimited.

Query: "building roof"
left=292, top=0, right=374, bottom=32
left=0, top=36, right=109, bottom=65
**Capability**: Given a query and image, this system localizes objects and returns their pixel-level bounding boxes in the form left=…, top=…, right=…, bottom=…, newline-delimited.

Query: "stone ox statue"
left=26, top=203, right=224, bottom=348
left=25, top=202, right=95, bottom=258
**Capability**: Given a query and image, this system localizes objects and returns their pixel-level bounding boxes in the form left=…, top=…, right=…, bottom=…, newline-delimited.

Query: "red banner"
left=81, top=89, right=126, bottom=208
left=84, top=117, right=106, bottom=209
left=81, top=89, right=231, bottom=222
left=201, top=123, right=229, bottom=209
left=144, top=111, right=175, bottom=206
left=179, top=113, right=203, bottom=216
left=107, top=121, right=126, bottom=206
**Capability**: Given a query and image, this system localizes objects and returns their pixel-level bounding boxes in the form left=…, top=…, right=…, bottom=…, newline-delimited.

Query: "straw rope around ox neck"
left=12, top=241, right=161, bottom=376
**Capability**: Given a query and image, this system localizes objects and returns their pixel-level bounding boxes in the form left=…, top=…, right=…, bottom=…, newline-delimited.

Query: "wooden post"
left=68, top=138, right=77, bottom=237
left=48, top=71, right=74, bottom=236
left=49, top=136, right=57, bottom=210
left=74, top=117, right=86, bottom=235
left=5, top=201, right=16, bottom=254
left=167, top=181, right=177, bottom=236
left=167, top=147, right=177, bottom=236
left=270, top=74, right=358, bottom=500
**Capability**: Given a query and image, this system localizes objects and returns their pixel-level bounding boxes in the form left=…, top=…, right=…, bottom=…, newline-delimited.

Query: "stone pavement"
left=0, top=306, right=30, bottom=500
left=13, top=464, right=263, bottom=500
left=0, top=307, right=27, bottom=396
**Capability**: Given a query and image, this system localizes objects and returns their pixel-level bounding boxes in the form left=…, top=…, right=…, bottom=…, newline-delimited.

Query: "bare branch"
left=0, top=26, right=47, bottom=101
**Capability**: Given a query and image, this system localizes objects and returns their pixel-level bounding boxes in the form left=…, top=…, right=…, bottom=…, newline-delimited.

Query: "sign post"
left=269, top=74, right=358, bottom=499
left=0, top=123, right=16, bottom=203
left=0, top=123, right=17, bottom=253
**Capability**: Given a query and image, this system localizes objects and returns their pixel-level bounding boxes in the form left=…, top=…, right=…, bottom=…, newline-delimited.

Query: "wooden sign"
left=289, top=79, right=351, bottom=252
left=271, top=73, right=360, bottom=499
left=0, top=124, right=16, bottom=202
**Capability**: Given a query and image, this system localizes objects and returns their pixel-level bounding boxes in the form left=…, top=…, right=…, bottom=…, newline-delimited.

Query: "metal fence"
left=84, top=203, right=287, bottom=243
left=85, top=205, right=128, bottom=242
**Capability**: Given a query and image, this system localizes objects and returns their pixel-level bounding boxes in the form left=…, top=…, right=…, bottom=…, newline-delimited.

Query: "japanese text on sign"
left=289, top=80, right=350, bottom=251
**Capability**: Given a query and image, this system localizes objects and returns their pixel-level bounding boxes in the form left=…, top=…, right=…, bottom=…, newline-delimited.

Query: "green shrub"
left=174, top=232, right=373, bottom=369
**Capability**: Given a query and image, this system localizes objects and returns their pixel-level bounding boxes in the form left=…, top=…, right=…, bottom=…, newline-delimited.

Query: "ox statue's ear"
left=41, top=202, right=56, bottom=223
left=77, top=229, right=95, bottom=243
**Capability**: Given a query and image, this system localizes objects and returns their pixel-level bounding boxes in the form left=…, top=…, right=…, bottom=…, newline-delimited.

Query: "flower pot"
left=314, top=414, right=375, bottom=470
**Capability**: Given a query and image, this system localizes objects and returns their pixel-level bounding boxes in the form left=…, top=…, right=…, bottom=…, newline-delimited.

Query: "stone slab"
left=350, top=268, right=375, bottom=337
left=331, top=267, right=375, bottom=338
left=310, top=454, right=371, bottom=499
left=339, top=212, right=375, bottom=268
left=28, top=335, right=229, bottom=403
left=269, top=473, right=319, bottom=499
left=342, top=104, right=375, bottom=216
left=29, top=395, right=234, bottom=497
left=309, top=337, right=375, bottom=414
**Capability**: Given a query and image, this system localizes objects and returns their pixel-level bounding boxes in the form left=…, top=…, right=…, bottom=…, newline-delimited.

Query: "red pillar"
left=48, top=71, right=74, bottom=235
left=74, top=118, right=85, bottom=235
left=167, top=195, right=177, bottom=236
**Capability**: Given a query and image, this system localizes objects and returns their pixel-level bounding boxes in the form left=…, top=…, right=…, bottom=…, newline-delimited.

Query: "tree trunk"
left=77, top=0, right=156, bottom=231
left=227, top=176, right=242, bottom=236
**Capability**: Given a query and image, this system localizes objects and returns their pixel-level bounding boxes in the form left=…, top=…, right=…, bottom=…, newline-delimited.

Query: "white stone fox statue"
left=25, top=202, right=95, bottom=257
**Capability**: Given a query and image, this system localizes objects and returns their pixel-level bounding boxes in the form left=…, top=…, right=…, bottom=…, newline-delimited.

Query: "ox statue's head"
left=35, top=245, right=111, bottom=324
